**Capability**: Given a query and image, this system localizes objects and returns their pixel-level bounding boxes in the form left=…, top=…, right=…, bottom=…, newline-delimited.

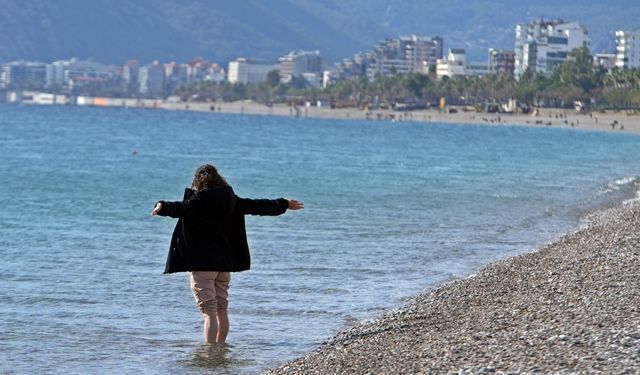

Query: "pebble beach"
left=268, top=201, right=640, bottom=374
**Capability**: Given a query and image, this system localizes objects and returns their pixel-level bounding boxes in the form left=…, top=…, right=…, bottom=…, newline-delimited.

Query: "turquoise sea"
left=1, top=104, right=639, bottom=374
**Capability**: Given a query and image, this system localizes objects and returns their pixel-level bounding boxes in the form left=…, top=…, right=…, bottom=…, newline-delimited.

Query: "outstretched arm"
left=235, top=197, right=303, bottom=216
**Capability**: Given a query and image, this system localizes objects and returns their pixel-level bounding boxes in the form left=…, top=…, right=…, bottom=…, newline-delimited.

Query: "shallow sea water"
left=1, top=104, right=639, bottom=374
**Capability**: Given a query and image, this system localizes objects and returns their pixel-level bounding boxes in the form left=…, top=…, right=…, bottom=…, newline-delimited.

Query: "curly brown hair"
left=191, top=164, right=230, bottom=190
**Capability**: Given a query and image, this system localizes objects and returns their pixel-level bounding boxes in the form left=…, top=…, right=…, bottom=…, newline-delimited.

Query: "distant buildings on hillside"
left=1, top=19, right=639, bottom=100
left=0, top=57, right=224, bottom=98
left=512, top=20, right=640, bottom=75
left=324, top=35, right=443, bottom=83
left=227, top=51, right=325, bottom=87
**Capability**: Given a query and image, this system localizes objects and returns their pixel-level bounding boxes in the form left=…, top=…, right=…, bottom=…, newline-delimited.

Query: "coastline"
left=158, top=101, right=640, bottom=134
left=267, top=199, right=640, bottom=374
left=11, top=97, right=640, bottom=134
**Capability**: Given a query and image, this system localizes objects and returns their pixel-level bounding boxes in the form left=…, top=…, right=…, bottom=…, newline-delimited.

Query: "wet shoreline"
left=267, top=201, right=640, bottom=374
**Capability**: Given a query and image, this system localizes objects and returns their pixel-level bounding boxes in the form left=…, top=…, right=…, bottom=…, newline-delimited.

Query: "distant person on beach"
left=151, top=164, right=303, bottom=344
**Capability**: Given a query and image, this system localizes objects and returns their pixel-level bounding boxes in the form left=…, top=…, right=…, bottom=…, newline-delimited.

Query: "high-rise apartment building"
left=488, top=49, right=515, bottom=75
left=514, top=20, right=590, bottom=76
left=123, top=60, right=140, bottom=84
left=366, top=35, right=443, bottom=79
left=399, top=35, right=444, bottom=70
left=325, top=35, right=443, bottom=83
left=1, top=61, right=48, bottom=89
left=278, top=50, right=324, bottom=83
left=138, top=61, right=165, bottom=98
left=615, top=30, right=640, bottom=69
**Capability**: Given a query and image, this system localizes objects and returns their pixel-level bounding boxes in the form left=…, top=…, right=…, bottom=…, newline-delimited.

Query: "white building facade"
left=367, top=58, right=414, bottom=79
left=615, top=30, right=640, bottom=69
left=436, top=49, right=489, bottom=79
left=514, top=20, right=590, bottom=76
left=593, top=53, right=617, bottom=70
left=227, top=58, right=278, bottom=84
left=436, top=49, right=468, bottom=78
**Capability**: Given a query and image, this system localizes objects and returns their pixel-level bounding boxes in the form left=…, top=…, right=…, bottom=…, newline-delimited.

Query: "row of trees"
left=176, top=47, right=640, bottom=111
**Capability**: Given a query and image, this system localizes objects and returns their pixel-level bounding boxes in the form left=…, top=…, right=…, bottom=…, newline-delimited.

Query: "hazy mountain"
left=0, top=0, right=637, bottom=65
left=0, top=0, right=389, bottom=64
left=329, top=0, right=640, bottom=60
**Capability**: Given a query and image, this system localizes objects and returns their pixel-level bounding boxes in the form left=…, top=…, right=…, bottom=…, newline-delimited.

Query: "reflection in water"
left=184, top=343, right=246, bottom=370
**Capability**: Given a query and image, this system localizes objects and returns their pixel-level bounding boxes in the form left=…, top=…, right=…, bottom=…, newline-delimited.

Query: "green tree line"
left=176, top=47, right=640, bottom=111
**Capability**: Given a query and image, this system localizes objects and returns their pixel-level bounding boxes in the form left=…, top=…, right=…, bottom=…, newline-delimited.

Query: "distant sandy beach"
left=156, top=100, right=640, bottom=134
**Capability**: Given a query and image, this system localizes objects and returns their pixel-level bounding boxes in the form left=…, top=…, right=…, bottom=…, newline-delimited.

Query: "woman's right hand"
left=287, top=199, right=304, bottom=210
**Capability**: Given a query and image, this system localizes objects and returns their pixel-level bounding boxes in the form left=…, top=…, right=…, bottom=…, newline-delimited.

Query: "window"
left=547, top=36, right=568, bottom=45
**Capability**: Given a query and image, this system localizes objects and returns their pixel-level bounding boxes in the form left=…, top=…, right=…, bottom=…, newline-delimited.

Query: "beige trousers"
left=189, top=271, right=230, bottom=315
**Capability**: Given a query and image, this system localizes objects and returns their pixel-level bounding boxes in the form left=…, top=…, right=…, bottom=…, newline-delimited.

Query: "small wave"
left=598, top=176, right=640, bottom=195
left=491, top=193, right=519, bottom=199
left=623, top=189, right=640, bottom=205
left=593, top=176, right=640, bottom=206
left=614, top=176, right=638, bottom=185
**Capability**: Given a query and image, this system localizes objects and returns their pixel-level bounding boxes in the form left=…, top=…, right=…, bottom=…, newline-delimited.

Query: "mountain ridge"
left=0, top=1, right=637, bottom=65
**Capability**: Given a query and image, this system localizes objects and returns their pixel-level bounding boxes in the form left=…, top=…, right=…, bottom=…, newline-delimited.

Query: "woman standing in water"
left=151, top=164, right=303, bottom=343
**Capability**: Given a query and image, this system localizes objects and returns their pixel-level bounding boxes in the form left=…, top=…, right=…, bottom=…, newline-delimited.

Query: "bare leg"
left=216, top=309, right=229, bottom=343
left=203, top=313, right=218, bottom=344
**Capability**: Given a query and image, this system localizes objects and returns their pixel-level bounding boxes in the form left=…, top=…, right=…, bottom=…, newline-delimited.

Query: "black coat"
left=157, top=186, right=289, bottom=273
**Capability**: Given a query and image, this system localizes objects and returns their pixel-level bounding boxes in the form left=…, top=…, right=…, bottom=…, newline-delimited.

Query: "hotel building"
left=278, top=50, right=324, bottom=83
left=227, top=58, right=278, bottom=84
left=514, top=20, right=590, bottom=76
left=615, top=30, right=640, bottom=69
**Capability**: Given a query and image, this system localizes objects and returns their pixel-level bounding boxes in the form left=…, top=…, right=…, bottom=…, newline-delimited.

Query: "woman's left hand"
left=151, top=202, right=162, bottom=216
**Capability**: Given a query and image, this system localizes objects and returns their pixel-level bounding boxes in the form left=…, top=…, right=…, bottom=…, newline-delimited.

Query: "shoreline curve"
left=266, top=200, right=640, bottom=374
